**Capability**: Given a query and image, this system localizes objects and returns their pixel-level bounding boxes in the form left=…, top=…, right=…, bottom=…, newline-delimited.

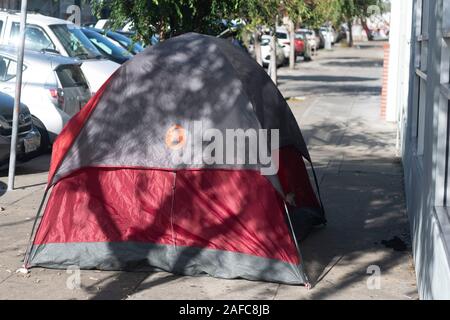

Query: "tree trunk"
left=254, top=30, right=263, bottom=66
left=289, top=20, right=296, bottom=70
left=347, top=20, right=354, bottom=47
left=361, top=17, right=373, bottom=41
left=270, top=17, right=278, bottom=85
left=270, top=31, right=278, bottom=85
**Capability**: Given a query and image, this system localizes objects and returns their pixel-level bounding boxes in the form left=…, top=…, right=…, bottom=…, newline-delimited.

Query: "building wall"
left=397, top=0, right=450, bottom=299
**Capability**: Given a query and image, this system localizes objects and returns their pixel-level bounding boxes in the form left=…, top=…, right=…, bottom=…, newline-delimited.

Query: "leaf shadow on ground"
left=25, top=39, right=416, bottom=300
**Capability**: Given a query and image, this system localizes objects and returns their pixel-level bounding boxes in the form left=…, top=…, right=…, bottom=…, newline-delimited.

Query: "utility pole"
left=7, top=0, right=28, bottom=192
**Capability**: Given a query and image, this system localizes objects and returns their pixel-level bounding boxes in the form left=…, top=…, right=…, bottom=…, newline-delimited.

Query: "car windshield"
left=82, top=29, right=133, bottom=58
left=49, top=24, right=102, bottom=59
left=276, top=32, right=288, bottom=39
left=107, top=31, right=144, bottom=54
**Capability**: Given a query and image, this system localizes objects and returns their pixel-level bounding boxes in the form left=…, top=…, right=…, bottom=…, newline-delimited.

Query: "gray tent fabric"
left=29, top=242, right=308, bottom=285
left=51, top=33, right=311, bottom=186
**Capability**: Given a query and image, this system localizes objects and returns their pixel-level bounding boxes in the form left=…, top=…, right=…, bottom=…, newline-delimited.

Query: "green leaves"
left=90, top=0, right=388, bottom=42
left=90, top=0, right=239, bottom=43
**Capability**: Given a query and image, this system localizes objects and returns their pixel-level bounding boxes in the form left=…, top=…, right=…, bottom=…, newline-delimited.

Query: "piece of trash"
left=89, top=277, right=99, bottom=281
left=381, top=236, right=407, bottom=252
left=16, top=268, right=29, bottom=275
left=0, top=207, right=5, bottom=212
left=5, top=269, right=12, bottom=273
left=35, top=279, right=41, bottom=284
left=287, top=96, right=306, bottom=102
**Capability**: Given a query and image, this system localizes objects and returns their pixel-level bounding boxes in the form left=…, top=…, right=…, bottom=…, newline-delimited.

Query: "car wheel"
left=32, top=116, right=50, bottom=154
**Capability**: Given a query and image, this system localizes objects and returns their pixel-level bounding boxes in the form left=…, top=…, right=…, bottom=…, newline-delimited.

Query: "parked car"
left=335, top=24, right=349, bottom=43
left=274, top=27, right=291, bottom=62
left=0, top=12, right=120, bottom=93
left=276, top=26, right=305, bottom=59
left=0, top=92, right=41, bottom=166
left=261, top=35, right=285, bottom=67
left=293, top=33, right=305, bottom=57
left=314, top=28, right=326, bottom=49
left=296, top=28, right=320, bottom=51
left=320, top=26, right=338, bottom=44
left=0, top=46, right=92, bottom=149
left=81, top=28, right=133, bottom=64
left=90, top=28, right=145, bottom=55
left=94, top=19, right=158, bottom=45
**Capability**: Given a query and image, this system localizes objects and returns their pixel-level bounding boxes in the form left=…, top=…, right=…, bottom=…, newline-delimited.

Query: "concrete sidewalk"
left=0, top=42, right=418, bottom=300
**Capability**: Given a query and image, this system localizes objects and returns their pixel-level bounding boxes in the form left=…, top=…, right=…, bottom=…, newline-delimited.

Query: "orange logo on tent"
left=165, top=125, right=186, bottom=150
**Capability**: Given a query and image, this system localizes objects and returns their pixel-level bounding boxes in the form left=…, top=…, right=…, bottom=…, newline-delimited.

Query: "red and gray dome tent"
left=24, top=33, right=325, bottom=286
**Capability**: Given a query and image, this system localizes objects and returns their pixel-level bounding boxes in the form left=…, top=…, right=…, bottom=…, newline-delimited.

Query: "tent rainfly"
left=24, top=33, right=326, bottom=286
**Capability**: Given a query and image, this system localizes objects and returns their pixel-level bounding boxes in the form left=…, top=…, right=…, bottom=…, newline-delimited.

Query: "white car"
left=275, top=27, right=291, bottom=61
left=0, top=47, right=92, bottom=148
left=0, top=12, right=120, bottom=93
left=261, top=35, right=285, bottom=67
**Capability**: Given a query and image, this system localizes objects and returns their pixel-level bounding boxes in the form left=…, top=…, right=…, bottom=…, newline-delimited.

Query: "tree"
left=91, top=0, right=240, bottom=44
left=91, top=0, right=313, bottom=82
left=302, top=0, right=342, bottom=28
left=337, top=0, right=385, bottom=47
left=237, top=0, right=280, bottom=83
left=282, top=0, right=308, bottom=69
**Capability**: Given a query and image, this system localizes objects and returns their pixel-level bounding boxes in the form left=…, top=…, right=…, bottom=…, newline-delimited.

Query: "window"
left=412, top=0, right=431, bottom=155
left=9, top=23, right=56, bottom=52
left=435, top=0, right=450, bottom=210
left=0, top=20, right=4, bottom=36
left=49, top=24, right=101, bottom=59
left=56, top=65, right=88, bottom=88
left=82, top=30, right=132, bottom=58
left=276, top=32, right=288, bottom=40
left=0, top=56, right=20, bottom=82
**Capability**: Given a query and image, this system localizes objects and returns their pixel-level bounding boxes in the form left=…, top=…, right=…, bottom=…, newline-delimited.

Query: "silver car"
left=0, top=92, right=41, bottom=167
left=0, top=46, right=92, bottom=149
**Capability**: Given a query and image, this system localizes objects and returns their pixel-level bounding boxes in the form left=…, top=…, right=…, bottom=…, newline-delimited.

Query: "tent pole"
left=22, top=188, right=49, bottom=270
left=309, top=161, right=327, bottom=223
left=283, top=202, right=311, bottom=289
left=7, top=0, right=28, bottom=192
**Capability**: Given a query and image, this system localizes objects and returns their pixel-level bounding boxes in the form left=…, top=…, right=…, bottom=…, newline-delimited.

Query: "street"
left=0, top=42, right=418, bottom=300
